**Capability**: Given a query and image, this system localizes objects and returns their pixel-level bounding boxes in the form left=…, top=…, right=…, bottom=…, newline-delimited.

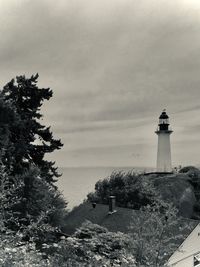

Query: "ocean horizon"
left=56, top=166, right=155, bottom=210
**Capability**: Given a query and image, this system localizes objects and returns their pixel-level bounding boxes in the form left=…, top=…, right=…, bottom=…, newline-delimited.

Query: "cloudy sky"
left=0, top=0, right=200, bottom=168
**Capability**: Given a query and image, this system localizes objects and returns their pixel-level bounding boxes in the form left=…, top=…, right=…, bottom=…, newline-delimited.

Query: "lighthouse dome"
left=159, top=111, right=169, bottom=119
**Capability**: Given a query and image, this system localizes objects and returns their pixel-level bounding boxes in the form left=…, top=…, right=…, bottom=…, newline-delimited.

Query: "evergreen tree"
left=1, top=74, right=63, bottom=184
left=0, top=74, right=66, bottom=230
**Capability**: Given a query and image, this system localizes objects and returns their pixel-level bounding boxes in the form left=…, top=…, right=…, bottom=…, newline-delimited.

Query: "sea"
left=56, top=166, right=154, bottom=210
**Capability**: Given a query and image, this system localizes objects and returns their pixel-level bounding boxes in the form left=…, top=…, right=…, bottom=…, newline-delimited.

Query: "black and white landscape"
left=0, top=1, right=200, bottom=266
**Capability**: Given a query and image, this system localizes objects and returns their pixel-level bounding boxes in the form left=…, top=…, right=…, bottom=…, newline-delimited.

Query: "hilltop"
left=86, top=166, right=200, bottom=219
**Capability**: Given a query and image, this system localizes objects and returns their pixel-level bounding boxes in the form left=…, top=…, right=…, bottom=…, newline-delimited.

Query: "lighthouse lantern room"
left=155, top=110, right=173, bottom=173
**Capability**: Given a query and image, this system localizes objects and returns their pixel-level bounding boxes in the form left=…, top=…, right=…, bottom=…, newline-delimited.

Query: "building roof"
left=64, top=202, right=198, bottom=236
left=168, top=223, right=200, bottom=266
left=64, top=202, right=141, bottom=234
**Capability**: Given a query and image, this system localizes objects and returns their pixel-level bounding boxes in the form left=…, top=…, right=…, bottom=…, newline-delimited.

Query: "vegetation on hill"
left=86, top=169, right=198, bottom=266
left=87, top=170, right=157, bottom=209
left=179, top=166, right=200, bottom=218
left=87, top=167, right=200, bottom=219
left=68, top=186, right=195, bottom=266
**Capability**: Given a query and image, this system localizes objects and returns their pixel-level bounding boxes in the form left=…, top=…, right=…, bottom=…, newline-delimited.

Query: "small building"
left=168, top=223, right=200, bottom=267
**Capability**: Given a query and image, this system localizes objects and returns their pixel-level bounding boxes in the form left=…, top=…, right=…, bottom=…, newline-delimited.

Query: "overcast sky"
left=0, top=0, right=200, bottom=168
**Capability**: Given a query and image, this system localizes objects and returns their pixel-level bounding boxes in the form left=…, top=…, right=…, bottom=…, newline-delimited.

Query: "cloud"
left=0, top=0, right=200, bottom=167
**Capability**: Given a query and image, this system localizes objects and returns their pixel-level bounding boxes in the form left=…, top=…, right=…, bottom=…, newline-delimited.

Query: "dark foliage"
left=179, top=166, right=200, bottom=218
left=1, top=74, right=63, bottom=184
left=0, top=74, right=67, bottom=232
left=87, top=171, right=157, bottom=209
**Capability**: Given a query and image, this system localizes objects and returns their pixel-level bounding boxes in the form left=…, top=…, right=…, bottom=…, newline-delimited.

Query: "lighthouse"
left=155, top=110, right=173, bottom=173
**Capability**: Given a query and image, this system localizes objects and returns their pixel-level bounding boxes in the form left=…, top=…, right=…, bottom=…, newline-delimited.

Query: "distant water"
left=56, top=166, right=153, bottom=210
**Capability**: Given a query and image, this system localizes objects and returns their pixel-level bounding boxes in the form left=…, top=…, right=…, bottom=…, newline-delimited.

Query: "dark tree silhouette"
left=0, top=74, right=66, bottom=230
left=1, top=74, right=63, bottom=184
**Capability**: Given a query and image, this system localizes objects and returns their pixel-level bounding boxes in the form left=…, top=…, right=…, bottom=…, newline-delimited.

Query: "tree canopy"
left=0, top=74, right=66, bottom=231
left=1, top=74, right=63, bottom=184
left=87, top=170, right=157, bottom=209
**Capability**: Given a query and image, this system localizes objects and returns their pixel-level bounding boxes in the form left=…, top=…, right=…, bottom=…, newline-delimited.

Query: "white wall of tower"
left=157, top=132, right=172, bottom=172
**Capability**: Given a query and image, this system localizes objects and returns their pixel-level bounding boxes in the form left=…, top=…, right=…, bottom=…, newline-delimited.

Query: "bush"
left=87, top=171, right=157, bottom=209
left=46, top=221, right=136, bottom=267
left=0, top=229, right=48, bottom=267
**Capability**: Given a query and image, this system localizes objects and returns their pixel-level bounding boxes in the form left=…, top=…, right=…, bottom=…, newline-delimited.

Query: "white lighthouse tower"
left=155, top=110, right=173, bottom=173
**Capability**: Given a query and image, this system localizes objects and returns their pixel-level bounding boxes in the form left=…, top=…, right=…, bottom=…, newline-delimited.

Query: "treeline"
left=87, top=171, right=158, bottom=209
